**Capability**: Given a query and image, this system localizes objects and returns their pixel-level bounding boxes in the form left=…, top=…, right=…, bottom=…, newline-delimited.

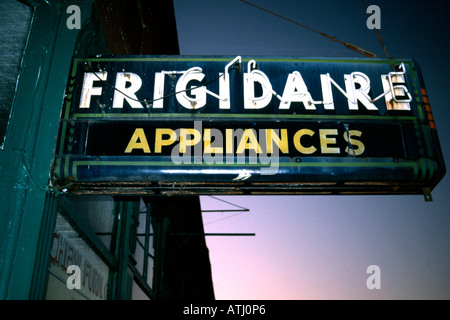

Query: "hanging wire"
left=203, top=196, right=250, bottom=226
left=361, top=0, right=390, bottom=57
left=204, top=212, right=248, bottom=226
left=203, top=195, right=250, bottom=213
left=238, top=0, right=377, bottom=58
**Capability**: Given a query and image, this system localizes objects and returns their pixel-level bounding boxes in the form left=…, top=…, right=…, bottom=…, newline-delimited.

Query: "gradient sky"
left=172, top=0, right=450, bottom=299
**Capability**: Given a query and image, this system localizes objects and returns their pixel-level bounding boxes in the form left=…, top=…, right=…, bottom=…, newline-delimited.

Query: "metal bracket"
left=423, top=188, right=433, bottom=202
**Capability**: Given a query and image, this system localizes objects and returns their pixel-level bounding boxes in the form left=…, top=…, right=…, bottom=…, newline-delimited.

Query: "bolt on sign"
left=52, top=56, right=445, bottom=199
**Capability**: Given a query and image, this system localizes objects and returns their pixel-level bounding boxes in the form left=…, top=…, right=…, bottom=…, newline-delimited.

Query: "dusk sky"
left=173, top=0, right=450, bottom=299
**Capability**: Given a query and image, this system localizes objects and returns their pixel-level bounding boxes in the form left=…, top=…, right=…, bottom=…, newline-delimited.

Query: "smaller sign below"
left=46, top=214, right=109, bottom=300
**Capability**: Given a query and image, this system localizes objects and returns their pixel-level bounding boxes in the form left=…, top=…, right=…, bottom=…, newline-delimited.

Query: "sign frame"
left=52, top=56, right=445, bottom=199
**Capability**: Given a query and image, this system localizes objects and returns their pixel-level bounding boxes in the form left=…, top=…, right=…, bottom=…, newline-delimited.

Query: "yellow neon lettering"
left=124, top=128, right=150, bottom=153
left=266, top=129, right=288, bottom=154
left=225, top=129, right=234, bottom=154
left=154, top=128, right=177, bottom=153
left=236, top=129, right=262, bottom=154
left=179, top=128, right=201, bottom=153
left=204, top=129, right=223, bottom=154
left=293, top=129, right=316, bottom=154
left=344, top=130, right=365, bottom=156
left=319, top=129, right=340, bottom=154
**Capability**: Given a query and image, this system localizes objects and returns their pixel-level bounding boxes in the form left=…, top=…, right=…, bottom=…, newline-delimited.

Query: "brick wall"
left=0, top=0, right=32, bottom=144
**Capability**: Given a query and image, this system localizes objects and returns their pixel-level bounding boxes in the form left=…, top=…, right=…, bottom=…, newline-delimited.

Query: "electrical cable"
left=203, top=196, right=250, bottom=226
left=207, top=195, right=250, bottom=212
left=204, top=212, right=248, bottom=226
left=238, top=0, right=377, bottom=58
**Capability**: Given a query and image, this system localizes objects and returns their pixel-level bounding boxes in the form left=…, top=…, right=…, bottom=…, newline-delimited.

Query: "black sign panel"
left=84, top=120, right=404, bottom=158
left=52, top=56, right=445, bottom=197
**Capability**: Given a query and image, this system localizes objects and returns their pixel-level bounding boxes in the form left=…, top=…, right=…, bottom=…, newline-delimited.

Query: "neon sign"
left=52, top=56, right=445, bottom=199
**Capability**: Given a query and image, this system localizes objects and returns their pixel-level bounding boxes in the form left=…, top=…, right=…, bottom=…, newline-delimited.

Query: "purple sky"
left=173, top=0, right=450, bottom=299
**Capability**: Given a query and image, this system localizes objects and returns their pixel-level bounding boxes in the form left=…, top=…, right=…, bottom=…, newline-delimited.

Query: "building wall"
left=0, top=0, right=214, bottom=300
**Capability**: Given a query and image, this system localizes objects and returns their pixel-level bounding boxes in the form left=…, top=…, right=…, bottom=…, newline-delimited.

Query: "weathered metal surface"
left=52, top=56, right=445, bottom=197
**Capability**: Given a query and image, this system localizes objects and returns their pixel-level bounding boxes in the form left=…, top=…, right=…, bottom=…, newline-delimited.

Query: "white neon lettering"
left=381, top=64, right=411, bottom=111
left=76, top=58, right=412, bottom=114
left=244, top=69, right=273, bottom=109
left=152, top=72, right=165, bottom=109
left=79, top=72, right=107, bottom=108
left=175, top=67, right=207, bottom=110
left=112, top=72, right=143, bottom=109
left=320, top=74, right=335, bottom=110
left=279, top=71, right=318, bottom=110
left=219, top=72, right=231, bottom=109
left=345, top=72, right=378, bottom=110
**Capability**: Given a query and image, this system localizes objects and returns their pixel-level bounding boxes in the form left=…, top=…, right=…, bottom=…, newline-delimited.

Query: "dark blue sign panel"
left=52, top=56, right=445, bottom=198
